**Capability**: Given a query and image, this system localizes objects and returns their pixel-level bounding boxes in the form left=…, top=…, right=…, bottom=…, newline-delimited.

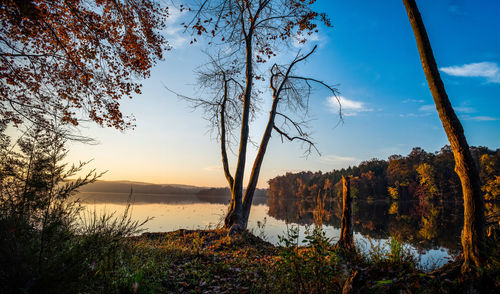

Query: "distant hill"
left=78, top=180, right=204, bottom=195
left=77, top=181, right=269, bottom=205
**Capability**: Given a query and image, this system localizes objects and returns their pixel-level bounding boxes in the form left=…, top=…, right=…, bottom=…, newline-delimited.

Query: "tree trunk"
left=342, top=270, right=360, bottom=294
left=224, top=32, right=254, bottom=233
left=241, top=91, right=280, bottom=228
left=402, top=0, right=486, bottom=271
left=338, top=176, right=354, bottom=250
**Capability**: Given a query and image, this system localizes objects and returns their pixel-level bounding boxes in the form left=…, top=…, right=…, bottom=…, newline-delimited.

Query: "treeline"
left=268, top=146, right=499, bottom=203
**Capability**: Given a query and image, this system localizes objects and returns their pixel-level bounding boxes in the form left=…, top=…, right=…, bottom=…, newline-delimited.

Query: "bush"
left=365, top=236, right=417, bottom=273
left=0, top=123, right=147, bottom=293
left=256, top=225, right=343, bottom=293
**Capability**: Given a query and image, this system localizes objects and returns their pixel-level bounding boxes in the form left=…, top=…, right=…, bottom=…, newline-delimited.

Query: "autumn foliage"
left=268, top=146, right=499, bottom=205
left=0, top=0, right=168, bottom=129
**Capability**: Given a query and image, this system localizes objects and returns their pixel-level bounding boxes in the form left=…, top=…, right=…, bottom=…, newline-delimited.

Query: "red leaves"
left=0, top=0, right=168, bottom=130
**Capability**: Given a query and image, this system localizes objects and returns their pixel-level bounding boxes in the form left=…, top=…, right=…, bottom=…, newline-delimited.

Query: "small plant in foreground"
left=366, top=236, right=417, bottom=273
left=257, top=225, right=343, bottom=293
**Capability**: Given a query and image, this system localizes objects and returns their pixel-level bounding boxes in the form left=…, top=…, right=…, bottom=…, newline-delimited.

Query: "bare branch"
left=273, top=125, right=320, bottom=156
left=220, top=74, right=234, bottom=188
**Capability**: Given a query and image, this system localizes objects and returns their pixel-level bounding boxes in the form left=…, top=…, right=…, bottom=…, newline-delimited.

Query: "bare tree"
left=182, top=0, right=338, bottom=233
left=402, top=0, right=486, bottom=272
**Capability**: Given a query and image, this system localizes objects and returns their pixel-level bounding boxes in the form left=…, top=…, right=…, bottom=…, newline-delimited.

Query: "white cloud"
left=204, top=165, right=222, bottom=171
left=292, top=31, right=321, bottom=48
left=448, top=5, right=467, bottom=16
left=400, top=113, right=423, bottom=118
left=327, top=96, right=373, bottom=117
left=272, top=169, right=303, bottom=174
left=168, top=35, right=189, bottom=48
left=319, top=154, right=358, bottom=164
left=418, top=104, right=435, bottom=112
left=166, top=7, right=180, bottom=23
left=461, top=115, right=497, bottom=121
left=403, top=99, right=425, bottom=103
left=419, top=104, right=479, bottom=115
left=417, top=104, right=495, bottom=121
left=454, top=106, right=476, bottom=114
left=165, top=7, right=189, bottom=48
left=440, top=62, right=500, bottom=83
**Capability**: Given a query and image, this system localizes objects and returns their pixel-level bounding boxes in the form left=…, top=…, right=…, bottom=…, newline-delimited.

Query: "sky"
left=64, top=0, right=500, bottom=188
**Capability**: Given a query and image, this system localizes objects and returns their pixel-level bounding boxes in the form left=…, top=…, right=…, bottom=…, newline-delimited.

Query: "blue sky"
left=66, top=0, right=500, bottom=188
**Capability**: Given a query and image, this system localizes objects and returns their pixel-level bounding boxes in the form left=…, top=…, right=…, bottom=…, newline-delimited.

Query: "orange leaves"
left=0, top=0, right=168, bottom=130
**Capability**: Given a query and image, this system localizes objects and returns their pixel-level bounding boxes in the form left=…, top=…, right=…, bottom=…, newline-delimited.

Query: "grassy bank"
left=97, top=228, right=498, bottom=294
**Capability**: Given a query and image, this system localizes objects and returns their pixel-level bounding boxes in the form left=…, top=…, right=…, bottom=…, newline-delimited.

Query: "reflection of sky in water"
left=81, top=199, right=453, bottom=270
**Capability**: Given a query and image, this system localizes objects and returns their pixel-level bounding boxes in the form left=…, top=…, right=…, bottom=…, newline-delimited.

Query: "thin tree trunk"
left=402, top=0, right=485, bottom=271
left=338, top=176, right=354, bottom=250
left=21, top=135, right=37, bottom=214
left=220, top=74, right=236, bottom=228
left=241, top=90, right=280, bottom=228
left=220, top=75, right=234, bottom=190
left=225, top=33, right=254, bottom=232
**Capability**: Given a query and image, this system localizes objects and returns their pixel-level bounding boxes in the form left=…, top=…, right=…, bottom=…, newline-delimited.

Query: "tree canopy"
left=0, top=0, right=169, bottom=130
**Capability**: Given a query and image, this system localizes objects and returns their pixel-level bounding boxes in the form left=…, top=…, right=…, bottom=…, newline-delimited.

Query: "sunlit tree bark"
left=337, top=176, right=354, bottom=250
left=402, top=0, right=486, bottom=271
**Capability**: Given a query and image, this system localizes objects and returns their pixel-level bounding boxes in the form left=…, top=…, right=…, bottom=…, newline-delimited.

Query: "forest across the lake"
left=265, top=145, right=499, bottom=251
left=267, top=145, right=498, bottom=204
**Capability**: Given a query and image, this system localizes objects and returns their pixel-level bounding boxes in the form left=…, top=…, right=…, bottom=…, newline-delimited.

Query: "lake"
left=79, top=192, right=462, bottom=270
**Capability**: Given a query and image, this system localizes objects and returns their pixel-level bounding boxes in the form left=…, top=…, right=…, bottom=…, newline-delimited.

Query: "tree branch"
left=220, top=74, right=234, bottom=188
left=273, top=125, right=320, bottom=155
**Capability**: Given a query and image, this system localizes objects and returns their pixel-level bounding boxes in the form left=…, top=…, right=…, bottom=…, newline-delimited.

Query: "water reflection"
left=79, top=192, right=306, bottom=241
left=77, top=191, right=492, bottom=269
left=267, top=193, right=469, bottom=251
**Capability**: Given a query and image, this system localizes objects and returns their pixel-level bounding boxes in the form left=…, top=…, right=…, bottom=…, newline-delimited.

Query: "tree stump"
left=337, top=176, right=354, bottom=250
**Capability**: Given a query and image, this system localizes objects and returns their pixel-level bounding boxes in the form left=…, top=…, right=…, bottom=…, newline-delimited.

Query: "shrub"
left=365, top=236, right=417, bottom=273
left=256, top=225, right=343, bottom=293
left=0, top=123, right=147, bottom=293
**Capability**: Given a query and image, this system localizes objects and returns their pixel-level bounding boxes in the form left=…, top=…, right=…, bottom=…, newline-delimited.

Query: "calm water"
left=79, top=192, right=457, bottom=269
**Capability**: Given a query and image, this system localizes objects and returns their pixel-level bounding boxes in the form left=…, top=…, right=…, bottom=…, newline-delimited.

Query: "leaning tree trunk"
left=240, top=88, right=280, bottom=229
left=224, top=32, right=254, bottom=233
left=337, top=176, right=354, bottom=250
left=403, top=0, right=486, bottom=271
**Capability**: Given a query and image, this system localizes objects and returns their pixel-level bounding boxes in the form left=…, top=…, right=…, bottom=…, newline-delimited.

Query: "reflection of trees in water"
left=266, top=193, right=493, bottom=252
